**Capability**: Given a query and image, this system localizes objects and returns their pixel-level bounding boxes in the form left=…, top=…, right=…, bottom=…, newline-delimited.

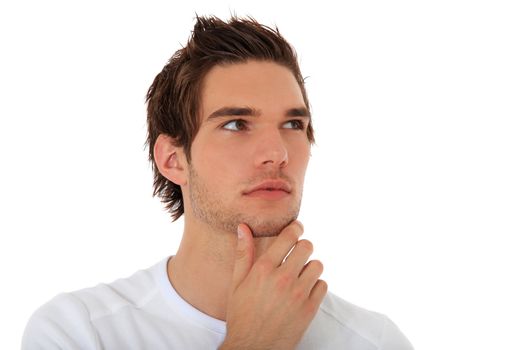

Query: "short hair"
left=145, top=15, right=314, bottom=222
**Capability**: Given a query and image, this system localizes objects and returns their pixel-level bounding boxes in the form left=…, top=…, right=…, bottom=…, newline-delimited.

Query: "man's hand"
left=219, top=221, right=328, bottom=350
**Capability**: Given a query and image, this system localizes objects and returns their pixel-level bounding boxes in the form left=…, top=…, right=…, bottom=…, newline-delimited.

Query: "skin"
left=154, top=60, right=327, bottom=349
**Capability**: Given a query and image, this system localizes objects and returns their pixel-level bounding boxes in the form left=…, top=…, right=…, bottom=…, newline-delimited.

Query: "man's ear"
left=153, top=134, right=188, bottom=186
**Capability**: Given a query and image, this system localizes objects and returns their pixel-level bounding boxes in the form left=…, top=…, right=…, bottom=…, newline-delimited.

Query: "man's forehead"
left=199, top=61, right=307, bottom=120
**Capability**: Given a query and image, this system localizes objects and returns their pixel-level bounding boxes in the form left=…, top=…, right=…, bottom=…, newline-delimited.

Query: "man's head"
left=146, top=15, right=314, bottom=236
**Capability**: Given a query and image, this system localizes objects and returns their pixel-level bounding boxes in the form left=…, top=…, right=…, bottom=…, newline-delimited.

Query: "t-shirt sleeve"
left=379, top=316, right=414, bottom=350
left=21, top=293, right=100, bottom=350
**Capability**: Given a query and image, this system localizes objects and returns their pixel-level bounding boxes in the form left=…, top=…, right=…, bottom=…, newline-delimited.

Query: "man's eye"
left=222, top=120, right=247, bottom=131
left=283, top=120, right=306, bottom=130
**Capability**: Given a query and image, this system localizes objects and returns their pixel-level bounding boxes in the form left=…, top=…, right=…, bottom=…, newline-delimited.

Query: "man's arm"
left=220, top=221, right=327, bottom=349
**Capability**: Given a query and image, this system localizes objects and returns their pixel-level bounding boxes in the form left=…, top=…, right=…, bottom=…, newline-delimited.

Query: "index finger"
left=261, top=220, right=304, bottom=267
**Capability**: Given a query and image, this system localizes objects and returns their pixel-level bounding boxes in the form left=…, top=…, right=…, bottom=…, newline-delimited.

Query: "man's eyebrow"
left=206, top=106, right=310, bottom=120
left=207, top=107, right=261, bottom=120
left=286, top=107, right=310, bottom=118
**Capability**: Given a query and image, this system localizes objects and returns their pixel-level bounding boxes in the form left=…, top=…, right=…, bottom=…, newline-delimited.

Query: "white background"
left=1, top=1, right=524, bottom=349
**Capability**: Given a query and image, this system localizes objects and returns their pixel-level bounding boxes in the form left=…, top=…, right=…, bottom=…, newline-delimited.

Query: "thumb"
left=231, top=223, right=255, bottom=290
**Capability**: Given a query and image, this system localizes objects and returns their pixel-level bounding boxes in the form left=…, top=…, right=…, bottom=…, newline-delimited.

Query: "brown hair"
left=145, top=15, right=315, bottom=222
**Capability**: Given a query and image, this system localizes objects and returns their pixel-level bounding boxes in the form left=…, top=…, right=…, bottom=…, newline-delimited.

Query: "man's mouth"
left=243, top=180, right=292, bottom=195
left=244, top=188, right=290, bottom=200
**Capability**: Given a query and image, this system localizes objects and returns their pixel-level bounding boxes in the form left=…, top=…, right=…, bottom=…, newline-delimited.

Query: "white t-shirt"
left=22, top=257, right=413, bottom=349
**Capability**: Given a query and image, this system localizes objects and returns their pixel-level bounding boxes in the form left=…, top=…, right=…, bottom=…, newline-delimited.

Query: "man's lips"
left=244, top=188, right=290, bottom=200
left=243, top=180, right=292, bottom=195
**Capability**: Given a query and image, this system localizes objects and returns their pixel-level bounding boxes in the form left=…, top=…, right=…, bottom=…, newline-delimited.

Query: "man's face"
left=186, top=60, right=311, bottom=237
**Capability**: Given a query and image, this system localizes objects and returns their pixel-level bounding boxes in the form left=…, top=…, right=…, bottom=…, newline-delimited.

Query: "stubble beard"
left=188, top=164, right=302, bottom=238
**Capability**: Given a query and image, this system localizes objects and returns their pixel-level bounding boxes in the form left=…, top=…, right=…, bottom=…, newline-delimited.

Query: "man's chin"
left=244, top=216, right=297, bottom=238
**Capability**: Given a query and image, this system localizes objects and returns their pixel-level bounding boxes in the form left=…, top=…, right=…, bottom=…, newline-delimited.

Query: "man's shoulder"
left=316, top=292, right=388, bottom=344
left=310, top=291, right=413, bottom=350
left=22, top=292, right=99, bottom=349
left=22, top=259, right=166, bottom=349
left=320, top=291, right=387, bottom=331
left=69, top=262, right=161, bottom=319
left=39, top=259, right=163, bottom=320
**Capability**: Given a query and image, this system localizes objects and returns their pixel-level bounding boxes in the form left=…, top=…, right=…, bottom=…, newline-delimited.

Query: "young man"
left=22, top=16, right=413, bottom=349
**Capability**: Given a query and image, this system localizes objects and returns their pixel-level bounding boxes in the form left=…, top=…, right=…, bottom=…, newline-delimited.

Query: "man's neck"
left=167, top=221, right=275, bottom=321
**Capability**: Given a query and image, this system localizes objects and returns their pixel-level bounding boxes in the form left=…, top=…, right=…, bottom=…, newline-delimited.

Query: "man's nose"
left=253, top=129, right=289, bottom=168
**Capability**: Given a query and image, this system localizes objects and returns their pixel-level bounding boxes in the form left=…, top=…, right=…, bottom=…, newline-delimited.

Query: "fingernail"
left=237, top=225, right=244, bottom=239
